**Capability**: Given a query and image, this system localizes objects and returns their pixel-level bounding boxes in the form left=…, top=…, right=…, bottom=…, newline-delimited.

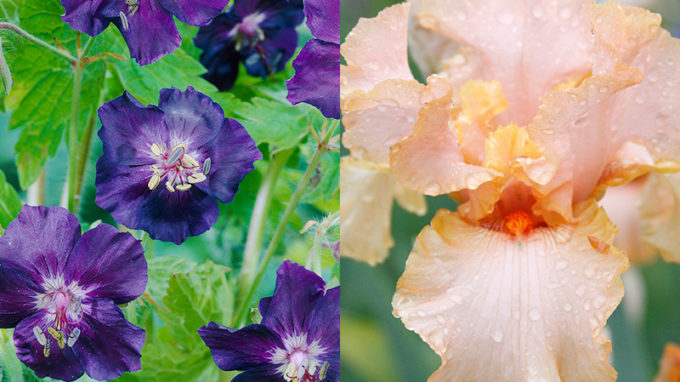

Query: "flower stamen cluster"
left=33, top=280, right=86, bottom=357
left=147, top=143, right=209, bottom=193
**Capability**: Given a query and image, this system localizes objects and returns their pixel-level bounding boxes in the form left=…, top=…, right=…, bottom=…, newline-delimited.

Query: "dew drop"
left=563, top=303, right=572, bottom=312
left=635, top=95, right=645, bottom=104
left=424, top=181, right=442, bottom=195
left=492, top=329, right=504, bottom=342
left=584, top=266, right=596, bottom=278
left=559, top=7, right=572, bottom=19
left=529, top=309, right=541, bottom=321
left=496, top=10, right=514, bottom=25
left=576, top=285, right=586, bottom=296
left=531, top=5, right=544, bottom=19
left=451, top=295, right=464, bottom=306
left=593, top=295, right=606, bottom=309
left=555, top=260, right=568, bottom=271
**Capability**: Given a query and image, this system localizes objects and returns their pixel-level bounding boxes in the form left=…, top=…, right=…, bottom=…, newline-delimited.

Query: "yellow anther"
left=166, top=181, right=175, bottom=193
left=182, top=154, right=199, bottom=168
left=151, top=165, right=160, bottom=173
left=319, top=362, right=329, bottom=379
left=150, top=143, right=163, bottom=157
left=48, top=327, right=65, bottom=349
left=188, top=173, right=207, bottom=184
left=148, top=174, right=161, bottom=190
left=43, top=341, right=50, bottom=358
left=175, top=183, right=192, bottom=191
left=284, top=363, right=298, bottom=382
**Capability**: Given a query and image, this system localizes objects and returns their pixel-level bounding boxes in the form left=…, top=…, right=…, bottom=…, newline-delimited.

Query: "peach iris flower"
left=341, top=0, right=680, bottom=380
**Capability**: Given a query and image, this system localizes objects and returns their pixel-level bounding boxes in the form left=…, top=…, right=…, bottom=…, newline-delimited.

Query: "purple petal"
left=259, top=261, right=327, bottom=340
left=242, top=28, right=298, bottom=78
left=72, top=299, right=145, bottom=380
left=232, top=366, right=284, bottom=382
left=157, top=87, right=224, bottom=148
left=0, top=263, right=42, bottom=327
left=258, top=296, right=272, bottom=318
left=198, top=322, right=284, bottom=371
left=194, top=13, right=242, bottom=91
left=95, top=160, right=152, bottom=228
left=303, top=0, right=339, bottom=44
left=194, top=118, right=262, bottom=203
left=97, top=91, right=170, bottom=167
left=111, top=0, right=181, bottom=65
left=158, top=0, right=228, bottom=26
left=305, top=286, right=339, bottom=357
left=14, top=312, right=84, bottom=382
left=64, top=224, right=147, bottom=305
left=286, top=39, right=340, bottom=119
left=61, top=0, right=112, bottom=36
left=0, top=205, right=81, bottom=283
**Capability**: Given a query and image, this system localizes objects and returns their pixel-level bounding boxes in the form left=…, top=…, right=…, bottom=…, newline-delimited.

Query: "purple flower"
left=61, top=0, right=229, bottom=65
left=194, top=0, right=304, bottom=91
left=198, top=261, right=339, bottom=382
left=95, top=86, right=261, bottom=244
left=0, top=205, right=147, bottom=382
left=286, top=0, right=340, bottom=119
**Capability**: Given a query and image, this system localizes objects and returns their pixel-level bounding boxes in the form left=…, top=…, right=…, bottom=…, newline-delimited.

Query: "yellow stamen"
left=188, top=173, right=207, bottom=184
left=150, top=143, right=163, bottom=157
left=47, top=327, right=65, bottom=349
left=148, top=174, right=161, bottom=190
left=43, top=341, right=50, bottom=358
left=504, top=211, right=536, bottom=237
left=319, top=362, right=329, bottom=380
left=284, top=363, right=298, bottom=382
left=182, top=154, right=199, bottom=168
left=176, top=183, right=192, bottom=191
left=166, top=181, right=175, bottom=193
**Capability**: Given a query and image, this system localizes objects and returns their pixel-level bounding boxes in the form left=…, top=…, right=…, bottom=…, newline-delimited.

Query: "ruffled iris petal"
left=286, top=39, right=340, bottom=119
left=198, top=322, right=284, bottom=371
left=393, top=202, right=628, bottom=381
left=14, top=312, right=84, bottom=382
left=158, top=0, right=228, bottom=26
left=0, top=205, right=81, bottom=281
left=73, top=299, right=145, bottom=381
left=64, top=224, right=147, bottom=304
left=111, top=0, right=181, bottom=65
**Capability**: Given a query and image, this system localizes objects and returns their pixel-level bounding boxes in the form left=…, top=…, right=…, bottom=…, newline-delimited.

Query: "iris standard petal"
left=393, top=201, right=628, bottom=381
left=64, top=224, right=147, bottom=304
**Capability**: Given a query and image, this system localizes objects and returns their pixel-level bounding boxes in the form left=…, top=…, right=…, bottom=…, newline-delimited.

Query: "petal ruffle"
left=72, top=299, right=145, bottom=380
left=417, top=0, right=594, bottom=125
left=158, top=0, right=228, bottom=26
left=64, top=224, right=147, bottom=304
left=0, top=205, right=81, bottom=283
left=14, top=312, right=84, bottom=381
left=198, top=322, right=284, bottom=371
left=340, top=3, right=413, bottom=96
left=390, top=93, right=500, bottom=196
left=393, top=201, right=628, bottom=381
left=639, top=172, right=680, bottom=263
left=286, top=39, right=340, bottom=119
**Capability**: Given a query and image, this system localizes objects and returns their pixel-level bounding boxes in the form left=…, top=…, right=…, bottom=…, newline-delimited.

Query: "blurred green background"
left=340, top=0, right=680, bottom=381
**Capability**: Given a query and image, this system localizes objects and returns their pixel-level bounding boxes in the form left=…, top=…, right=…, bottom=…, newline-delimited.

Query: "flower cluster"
left=199, top=261, right=339, bottom=382
left=95, top=86, right=261, bottom=244
left=341, top=0, right=680, bottom=380
left=61, top=0, right=228, bottom=65
left=0, top=205, right=147, bottom=381
left=194, top=0, right=304, bottom=91
left=286, top=0, right=340, bottom=119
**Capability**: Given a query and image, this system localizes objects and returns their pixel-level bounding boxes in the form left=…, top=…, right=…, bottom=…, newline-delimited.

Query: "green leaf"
left=146, top=256, right=197, bottom=304
left=0, top=168, right=21, bottom=234
left=135, top=261, right=234, bottom=381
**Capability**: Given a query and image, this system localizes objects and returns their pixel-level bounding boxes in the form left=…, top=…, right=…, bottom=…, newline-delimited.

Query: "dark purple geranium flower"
left=194, top=0, right=304, bottom=91
left=286, top=0, right=340, bottom=119
left=0, top=205, right=147, bottom=382
left=61, top=0, right=228, bottom=65
left=198, top=261, right=339, bottom=382
left=95, top=86, right=261, bottom=244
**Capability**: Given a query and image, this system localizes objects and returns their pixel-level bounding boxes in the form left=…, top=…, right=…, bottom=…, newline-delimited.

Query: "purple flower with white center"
left=286, top=0, right=340, bottom=119
left=95, top=86, right=261, bottom=244
left=194, top=0, right=304, bottom=91
left=60, top=0, right=229, bottom=65
left=198, top=261, right=339, bottom=382
left=0, top=205, right=147, bottom=382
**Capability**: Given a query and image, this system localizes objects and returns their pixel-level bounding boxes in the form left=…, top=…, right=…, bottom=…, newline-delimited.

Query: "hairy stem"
left=0, top=22, right=76, bottom=64
left=237, top=148, right=294, bottom=304
left=232, top=121, right=339, bottom=326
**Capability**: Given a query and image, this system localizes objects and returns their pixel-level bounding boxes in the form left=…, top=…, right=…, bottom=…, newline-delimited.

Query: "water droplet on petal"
left=563, top=303, right=572, bottom=312
left=559, top=7, right=572, bottom=19
left=529, top=309, right=541, bottom=321
left=492, top=329, right=504, bottom=342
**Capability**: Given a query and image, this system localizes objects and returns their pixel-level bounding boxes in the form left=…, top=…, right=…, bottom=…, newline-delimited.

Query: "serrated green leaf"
left=135, top=261, right=233, bottom=381
left=0, top=168, right=21, bottom=234
left=146, top=256, right=197, bottom=304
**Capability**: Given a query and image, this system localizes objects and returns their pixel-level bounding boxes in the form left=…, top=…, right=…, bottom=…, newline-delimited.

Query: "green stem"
left=26, top=168, right=45, bottom=205
left=66, top=62, right=84, bottom=214
left=73, top=108, right=96, bottom=203
left=81, top=35, right=95, bottom=57
left=232, top=121, right=339, bottom=326
left=237, top=148, right=294, bottom=303
left=0, top=22, right=76, bottom=64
